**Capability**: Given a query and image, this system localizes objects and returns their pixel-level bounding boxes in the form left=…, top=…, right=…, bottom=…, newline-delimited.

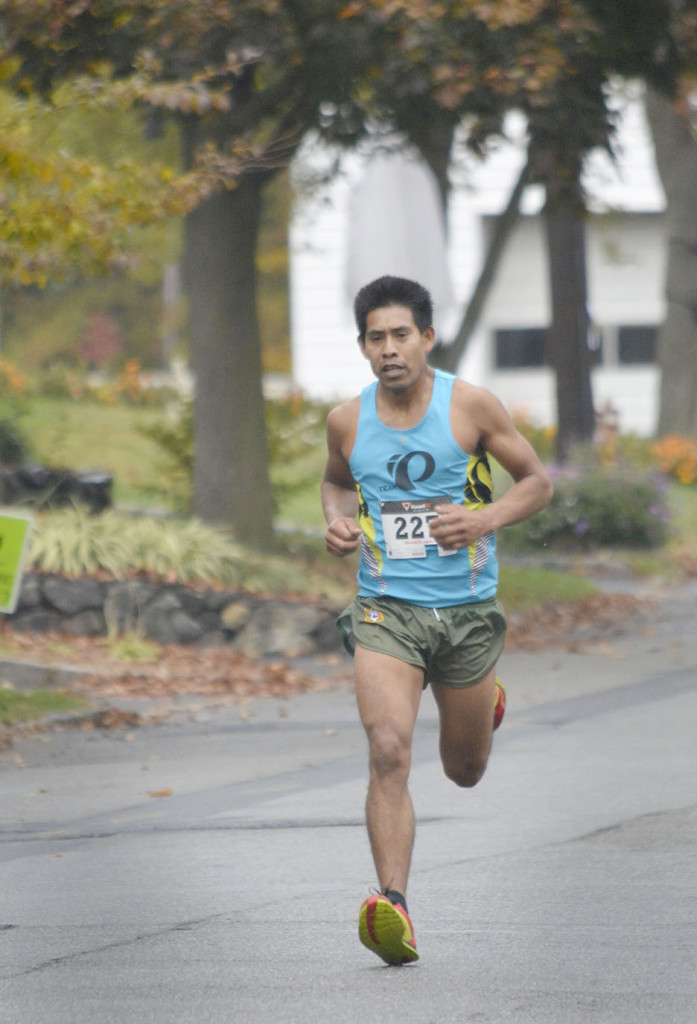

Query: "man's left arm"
left=429, top=389, right=553, bottom=551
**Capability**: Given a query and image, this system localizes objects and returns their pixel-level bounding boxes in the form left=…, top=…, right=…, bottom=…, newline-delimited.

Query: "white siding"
left=459, top=212, right=666, bottom=435
left=289, top=88, right=666, bottom=434
left=289, top=149, right=372, bottom=401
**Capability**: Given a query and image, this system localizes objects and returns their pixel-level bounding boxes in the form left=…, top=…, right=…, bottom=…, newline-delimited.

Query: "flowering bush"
left=503, top=463, right=670, bottom=551
left=79, top=360, right=163, bottom=406
left=29, top=364, right=83, bottom=399
left=112, top=359, right=156, bottom=405
left=650, top=435, right=697, bottom=486
left=510, top=409, right=556, bottom=462
left=0, top=358, right=26, bottom=398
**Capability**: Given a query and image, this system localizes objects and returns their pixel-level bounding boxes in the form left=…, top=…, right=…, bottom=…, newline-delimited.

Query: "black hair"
left=353, top=276, right=433, bottom=340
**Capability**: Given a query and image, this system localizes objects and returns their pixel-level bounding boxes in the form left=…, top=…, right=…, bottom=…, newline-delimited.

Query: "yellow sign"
left=0, top=511, right=34, bottom=614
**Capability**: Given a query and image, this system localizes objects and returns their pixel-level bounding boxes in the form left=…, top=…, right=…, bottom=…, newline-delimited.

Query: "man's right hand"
left=325, top=517, right=362, bottom=557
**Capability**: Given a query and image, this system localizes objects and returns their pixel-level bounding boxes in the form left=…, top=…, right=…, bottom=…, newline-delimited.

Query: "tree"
left=0, top=0, right=379, bottom=547
left=165, top=4, right=379, bottom=544
left=3, top=0, right=695, bottom=541
left=646, top=85, right=697, bottom=437
left=0, top=81, right=201, bottom=286
left=326, top=0, right=603, bottom=458
left=342, top=0, right=696, bottom=458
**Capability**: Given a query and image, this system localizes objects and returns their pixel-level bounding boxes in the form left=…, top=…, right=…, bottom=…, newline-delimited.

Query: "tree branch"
left=430, top=150, right=532, bottom=372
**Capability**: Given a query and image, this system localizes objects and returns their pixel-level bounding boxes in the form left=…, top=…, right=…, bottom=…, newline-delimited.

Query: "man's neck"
left=376, top=367, right=435, bottom=428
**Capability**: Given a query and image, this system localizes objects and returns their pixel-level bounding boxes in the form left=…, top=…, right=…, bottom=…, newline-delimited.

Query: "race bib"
left=381, top=497, right=457, bottom=559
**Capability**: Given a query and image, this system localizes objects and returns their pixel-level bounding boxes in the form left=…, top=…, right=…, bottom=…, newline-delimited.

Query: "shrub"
left=0, top=414, right=31, bottom=464
left=0, top=358, right=26, bottom=398
left=141, top=391, right=331, bottom=517
left=650, top=434, right=697, bottom=486
left=265, top=393, right=330, bottom=512
left=502, top=463, right=670, bottom=551
left=27, top=506, right=349, bottom=599
left=138, top=397, right=194, bottom=514
left=510, top=408, right=556, bottom=462
left=30, top=364, right=82, bottom=400
left=511, top=408, right=656, bottom=470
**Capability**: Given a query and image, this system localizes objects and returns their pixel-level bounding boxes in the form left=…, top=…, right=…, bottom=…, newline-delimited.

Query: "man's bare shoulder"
left=327, top=395, right=361, bottom=433
left=326, top=396, right=362, bottom=461
left=451, top=378, right=505, bottom=420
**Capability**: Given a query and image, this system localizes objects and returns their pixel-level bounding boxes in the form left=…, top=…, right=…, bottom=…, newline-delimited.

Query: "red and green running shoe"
left=493, top=679, right=506, bottom=731
left=358, top=894, right=419, bottom=965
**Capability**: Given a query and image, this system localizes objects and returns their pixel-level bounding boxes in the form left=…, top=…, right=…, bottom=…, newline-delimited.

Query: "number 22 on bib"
left=380, top=498, right=458, bottom=559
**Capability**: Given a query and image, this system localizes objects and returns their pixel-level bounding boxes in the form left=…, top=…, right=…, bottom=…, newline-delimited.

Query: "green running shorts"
left=337, top=593, right=507, bottom=688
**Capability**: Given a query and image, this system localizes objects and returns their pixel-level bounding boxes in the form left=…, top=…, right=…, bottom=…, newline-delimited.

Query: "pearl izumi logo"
left=387, top=451, right=436, bottom=491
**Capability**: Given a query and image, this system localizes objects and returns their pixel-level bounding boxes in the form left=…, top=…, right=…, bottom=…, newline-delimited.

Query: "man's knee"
left=442, top=757, right=488, bottom=789
left=367, top=725, right=411, bottom=782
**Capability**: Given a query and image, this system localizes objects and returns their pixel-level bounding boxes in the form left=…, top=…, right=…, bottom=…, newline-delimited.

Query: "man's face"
left=359, top=305, right=434, bottom=393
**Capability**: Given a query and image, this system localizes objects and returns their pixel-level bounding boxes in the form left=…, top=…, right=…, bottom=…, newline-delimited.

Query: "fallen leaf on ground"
left=505, top=593, right=653, bottom=651
left=0, top=591, right=653, bottom=712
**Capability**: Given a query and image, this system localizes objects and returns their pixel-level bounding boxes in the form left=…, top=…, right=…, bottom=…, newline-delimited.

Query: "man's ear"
left=423, top=326, right=435, bottom=351
left=357, top=335, right=368, bottom=358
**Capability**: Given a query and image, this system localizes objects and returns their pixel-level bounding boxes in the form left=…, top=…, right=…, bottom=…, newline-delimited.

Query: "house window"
left=494, top=328, right=547, bottom=368
left=617, top=325, right=657, bottom=364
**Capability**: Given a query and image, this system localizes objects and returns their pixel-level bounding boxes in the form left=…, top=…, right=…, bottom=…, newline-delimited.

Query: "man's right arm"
left=321, top=404, right=363, bottom=558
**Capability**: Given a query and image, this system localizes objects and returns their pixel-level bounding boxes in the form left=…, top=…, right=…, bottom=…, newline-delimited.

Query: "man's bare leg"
left=354, top=646, right=424, bottom=895
left=431, top=666, right=498, bottom=788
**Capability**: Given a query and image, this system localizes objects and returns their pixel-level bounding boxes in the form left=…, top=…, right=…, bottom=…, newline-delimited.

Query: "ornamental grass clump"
left=503, top=464, right=670, bottom=551
left=29, top=507, right=278, bottom=585
left=28, top=506, right=350, bottom=600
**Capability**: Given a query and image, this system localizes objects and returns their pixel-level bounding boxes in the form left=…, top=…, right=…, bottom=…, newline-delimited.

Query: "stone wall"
left=9, top=573, right=343, bottom=659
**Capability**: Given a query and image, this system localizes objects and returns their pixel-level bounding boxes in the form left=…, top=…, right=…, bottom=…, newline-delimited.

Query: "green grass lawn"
left=8, top=397, right=168, bottom=507
left=498, top=563, right=597, bottom=610
left=0, top=688, right=89, bottom=725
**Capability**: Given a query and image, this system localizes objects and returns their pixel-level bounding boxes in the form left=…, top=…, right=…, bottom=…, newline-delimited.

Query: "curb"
left=0, top=658, right=94, bottom=692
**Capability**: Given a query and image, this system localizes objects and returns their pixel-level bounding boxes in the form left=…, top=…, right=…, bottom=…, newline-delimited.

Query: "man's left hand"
left=429, top=504, right=491, bottom=550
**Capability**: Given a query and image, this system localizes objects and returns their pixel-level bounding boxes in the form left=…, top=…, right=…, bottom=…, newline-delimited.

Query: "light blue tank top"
left=349, top=369, right=498, bottom=606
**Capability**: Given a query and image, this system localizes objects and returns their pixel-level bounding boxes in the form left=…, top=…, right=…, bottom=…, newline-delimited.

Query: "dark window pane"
left=618, top=325, right=657, bottom=364
left=494, top=328, right=547, bottom=368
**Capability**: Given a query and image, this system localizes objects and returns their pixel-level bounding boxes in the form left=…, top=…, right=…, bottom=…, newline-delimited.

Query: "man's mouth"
left=381, top=364, right=404, bottom=377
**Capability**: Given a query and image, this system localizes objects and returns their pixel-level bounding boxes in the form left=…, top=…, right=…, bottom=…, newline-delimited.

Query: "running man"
left=322, top=275, right=553, bottom=965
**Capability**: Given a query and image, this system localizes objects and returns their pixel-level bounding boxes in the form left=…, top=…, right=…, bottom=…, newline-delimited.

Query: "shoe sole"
left=358, top=897, right=419, bottom=965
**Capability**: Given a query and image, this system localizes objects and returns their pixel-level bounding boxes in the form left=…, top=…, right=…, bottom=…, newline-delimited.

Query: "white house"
left=288, top=84, right=666, bottom=436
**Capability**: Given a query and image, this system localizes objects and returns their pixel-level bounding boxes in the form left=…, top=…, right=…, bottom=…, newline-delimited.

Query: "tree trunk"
left=645, top=88, right=697, bottom=438
left=542, top=156, right=596, bottom=462
left=181, top=118, right=275, bottom=548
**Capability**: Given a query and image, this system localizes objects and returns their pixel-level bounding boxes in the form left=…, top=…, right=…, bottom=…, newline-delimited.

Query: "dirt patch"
left=505, top=591, right=654, bottom=652
left=77, top=649, right=338, bottom=701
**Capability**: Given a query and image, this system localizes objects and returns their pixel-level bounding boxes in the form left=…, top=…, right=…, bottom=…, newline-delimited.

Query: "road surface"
left=1, top=580, right=696, bottom=1023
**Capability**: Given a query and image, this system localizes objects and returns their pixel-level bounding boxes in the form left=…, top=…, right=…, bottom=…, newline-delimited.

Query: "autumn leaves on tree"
left=1, top=1, right=696, bottom=543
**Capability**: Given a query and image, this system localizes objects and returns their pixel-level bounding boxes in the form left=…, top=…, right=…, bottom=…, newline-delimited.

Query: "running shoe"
left=493, top=679, right=506, bottom=731
left=358, top=893, right=419, bottom=965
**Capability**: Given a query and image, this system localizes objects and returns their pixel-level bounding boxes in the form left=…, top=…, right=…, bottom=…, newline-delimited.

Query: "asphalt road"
left=1, top=580, right=696, bottom=1024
